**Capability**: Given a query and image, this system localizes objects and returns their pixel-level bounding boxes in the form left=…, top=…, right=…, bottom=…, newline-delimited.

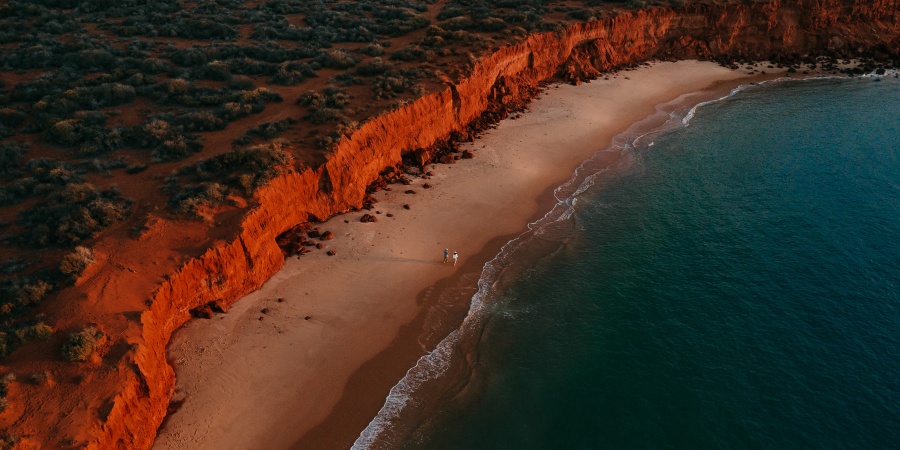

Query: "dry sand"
left=153, top=61, right=772, bottom=449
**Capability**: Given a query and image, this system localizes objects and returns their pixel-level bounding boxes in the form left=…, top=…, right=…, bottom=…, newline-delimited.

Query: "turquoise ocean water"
left=354, top=75, right=900, bottom=449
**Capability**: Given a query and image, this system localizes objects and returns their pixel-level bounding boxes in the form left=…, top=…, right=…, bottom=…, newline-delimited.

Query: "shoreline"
left=153, top=61, right=785, bottom=449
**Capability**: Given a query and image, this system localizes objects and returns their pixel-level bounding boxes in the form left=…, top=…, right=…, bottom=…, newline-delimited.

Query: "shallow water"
left=358, top=76, right=900, bottom=450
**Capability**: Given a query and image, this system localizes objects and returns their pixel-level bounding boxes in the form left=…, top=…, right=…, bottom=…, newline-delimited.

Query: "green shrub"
left=390, top=46, right=429, bottom=62
left=358, top=43, right=385, bottom=56
left=166, top=145, right=291, bottom=214
left=59, top=246, right=95, bottom=276
left=316, top=49, right=359, bottom=69
left=18, top=184, right=131, bottom=246
left=372, top=73, right=424, bottom=100
left=0, top=142, right=26, bottom=179
left=15, top=322, right=54, bottom=341
left=9, top=280, right=51, bottom=308
left=0, top=278, right=52, bottom=317
left=234, top=118, right=297, bottom=146
left=356, top=57, right=391, bottom=76
left=61, top=326, right=105, bottom=362
left=0, top=333, right=9, bottom=360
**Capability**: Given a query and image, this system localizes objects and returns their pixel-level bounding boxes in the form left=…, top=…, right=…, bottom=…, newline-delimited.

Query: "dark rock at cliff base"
left=461, top=150, right=475, bottom=159
left=361, top=214, right=377, bottom=223
left=423, top=183, right=432, bottom=189
left=208, top=300, right=229, bottom=314
left=307, top=230, right=320, bottom=238
left=439, top=154, right=455, bottom=164
left=320, top=231, right=334, bottom=240
left=190, top=305, right=214, bottom=319
left=326, top=250, right=336, bottom=256
left=315, top=243, right=323, bottom=249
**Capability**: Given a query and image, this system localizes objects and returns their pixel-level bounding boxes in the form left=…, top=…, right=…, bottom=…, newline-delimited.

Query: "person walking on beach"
left=443, top=248, right=449, bottom=263
left=452, top=251, right=458, bottom=266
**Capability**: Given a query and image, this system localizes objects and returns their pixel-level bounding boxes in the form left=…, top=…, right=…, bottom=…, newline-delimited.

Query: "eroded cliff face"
left=6, top=1, right=897, bottom=448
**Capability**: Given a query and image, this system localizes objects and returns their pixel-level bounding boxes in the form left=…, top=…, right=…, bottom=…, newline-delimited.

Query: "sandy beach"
left=153, top=60, right=775, bottom=449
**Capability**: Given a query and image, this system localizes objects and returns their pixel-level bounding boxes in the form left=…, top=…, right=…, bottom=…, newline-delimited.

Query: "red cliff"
left=3, top=0, right=897, bottom=448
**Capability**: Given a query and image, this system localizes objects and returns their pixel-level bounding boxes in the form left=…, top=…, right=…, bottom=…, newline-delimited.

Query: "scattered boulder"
left=261, top=308, right=270, bottom=314
left=191, top=299, right=229, bottom=318
left=307, top=229, right=321, bottom=238
left=403, top=204, right=411, bottom=210
left=315, top=243, right=323, bottom=249
left=404, top=190, right=416, bottom=194
left=190, top=305, right=214, bottom=319
left=320, top=231, right=334, bottom=240
left=277, top=298, right=285, bottom=303
left=361, top=214, right=377, bottom=223
left=423, top=183, right=432, bottom=189
left=327, top=250, right=336, bottom=256
left=461, top=150, right=475, bottom=159
left=386, top=213, right=394, bottom=217
left=208, top=300, right=229, bottom=314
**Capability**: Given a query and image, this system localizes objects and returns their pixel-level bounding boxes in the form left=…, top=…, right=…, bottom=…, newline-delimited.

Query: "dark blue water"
left=357, top=76, right=900, bottom=450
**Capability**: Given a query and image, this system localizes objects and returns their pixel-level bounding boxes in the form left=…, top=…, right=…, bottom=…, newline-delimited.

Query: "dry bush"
left=61, top=326, right=105, bottom=362
left=59, top=246, right=95, bottom=276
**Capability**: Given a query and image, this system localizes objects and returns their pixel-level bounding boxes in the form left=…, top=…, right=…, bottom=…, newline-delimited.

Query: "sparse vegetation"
left=1, top=278, right=52, bottom=317
left=18, top=184, right=131, bottom=247
left=15, top=322, right=54, bottom=342
left=61, top=326, right=105, bottom=362
left=0, top=372, right=14, bottom=412
left=165, top=145, right=292, bottom=214
left=59, top=246, right=96, bottom=277
left=234, top=118, right=298, bottom=146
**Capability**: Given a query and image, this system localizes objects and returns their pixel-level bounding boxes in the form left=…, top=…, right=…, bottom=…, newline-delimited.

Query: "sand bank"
left=153, top=61, right=771, bottom=449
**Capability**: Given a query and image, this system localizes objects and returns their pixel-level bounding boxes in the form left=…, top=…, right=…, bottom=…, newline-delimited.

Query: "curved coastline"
left=349, top=71, right=899, bottom=449
left=6, top=1, right=896, bottom=448
left=158, top=62, right=789, bottom=449
left=149, top=1, right=900, bottom=446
